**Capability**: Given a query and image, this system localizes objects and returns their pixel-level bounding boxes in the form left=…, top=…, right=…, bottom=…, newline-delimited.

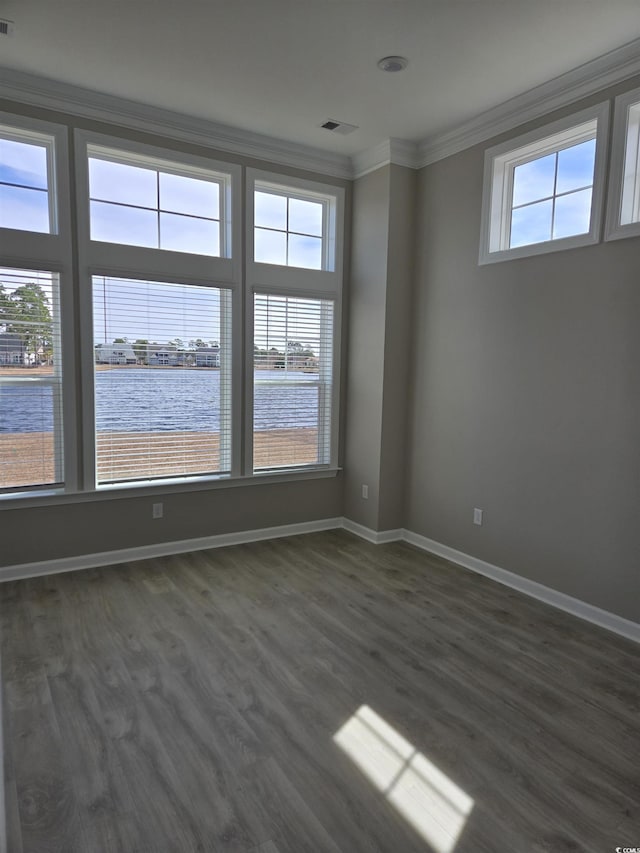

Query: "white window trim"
left=0, top=112, right=78, bottom=496
left=479, top=102, right=610, bottom=265
left=74, top=130, right=243, bottom=491
left=605, top=85, right=640, bottom=242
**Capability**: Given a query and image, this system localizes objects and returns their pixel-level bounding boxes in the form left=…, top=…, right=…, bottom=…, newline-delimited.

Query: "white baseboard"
left=342, top=518, right=403, bottom=544
left=2, top=512, right=637, bottom=644
left=0, top=517, right=343, bottom=583
left=402, top=529, right=640, bottom=645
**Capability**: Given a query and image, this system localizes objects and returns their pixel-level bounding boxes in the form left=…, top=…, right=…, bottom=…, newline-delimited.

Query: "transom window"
left=88, top=146, right=226, bottom=256
left=254, top=183, right=329, bottom=270
left=479, top=103, right=609, bottom=263
left=0, top=126, right=55, bottom=234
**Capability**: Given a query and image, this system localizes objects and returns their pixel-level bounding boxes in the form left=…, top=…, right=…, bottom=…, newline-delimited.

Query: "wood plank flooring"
left=1, top=530, right=638, bottom=852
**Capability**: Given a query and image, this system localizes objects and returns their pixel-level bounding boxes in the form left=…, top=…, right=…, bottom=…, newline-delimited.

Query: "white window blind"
left=0, top=268, right=63, bottom=491
left=254, top=294, right=333, bottom=471
left=92, top=276, right=232, bottom=485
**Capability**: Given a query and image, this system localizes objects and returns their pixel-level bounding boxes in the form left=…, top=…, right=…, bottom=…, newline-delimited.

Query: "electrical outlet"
left=152, top=502, right=163, bottom=519
left=473, top=507, right=483, bottom=526
left=361, top=484, right=369, bottom=499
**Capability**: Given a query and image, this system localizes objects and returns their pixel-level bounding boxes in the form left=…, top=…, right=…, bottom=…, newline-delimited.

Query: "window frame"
left=0, top=112, right=78, bottom=498
left=245, top=170, right=344, bottom=475
left=74, top=131, right=243, bottom=491
left=479, top=102, right=610, bottom=265
left=605, top=85, right=640, bottom=242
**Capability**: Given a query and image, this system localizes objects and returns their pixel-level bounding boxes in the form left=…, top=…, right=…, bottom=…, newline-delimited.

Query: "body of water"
left=1, top=368, right=321, bottom=433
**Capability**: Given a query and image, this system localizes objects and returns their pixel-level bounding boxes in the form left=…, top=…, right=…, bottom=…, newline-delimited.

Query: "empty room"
left=0, top=1, right=639, bottom=851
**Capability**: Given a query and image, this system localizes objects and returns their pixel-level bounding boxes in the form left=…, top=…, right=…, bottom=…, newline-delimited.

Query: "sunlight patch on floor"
left=333, top=705, right=473, bottom=853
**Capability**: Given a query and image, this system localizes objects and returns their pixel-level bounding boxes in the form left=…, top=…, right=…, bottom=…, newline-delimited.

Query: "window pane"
left=159, top=172, right=219, bottom=218
left=255, top=227, right=287, bottom=265
left=556, top=139, right=596, bottom=194
left=160, top=212, right=220, bottom=256
left=0, top=268, right=63, bottom=491
left=254, top=294, right=333, bottom=470
left=0, top=185, right=50, bottom=232
left=288, top=234, right=322, bottom=269
left=553, top=189, right=592, bottom=239
left=0, top=139, right=48, bottom=189
left=510, top=199, right=552, bottom=247
left=512, top=153, right=556, bottom=207
left=289, top=198, right=323, bottom=236
left=89, top=158, right=157, bottom=207
left=255, top=191, right=287, bottom=230
left=90, top=200, right=158, bottom=247
left=92, top=276, right=231, bottom=484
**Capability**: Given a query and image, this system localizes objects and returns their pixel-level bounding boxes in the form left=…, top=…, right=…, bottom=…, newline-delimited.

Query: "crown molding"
left=352, top=138, right=421, bottom=178
left=0, top=67, right=353, bottom=180
left=419, top=36, right=640, bottom=167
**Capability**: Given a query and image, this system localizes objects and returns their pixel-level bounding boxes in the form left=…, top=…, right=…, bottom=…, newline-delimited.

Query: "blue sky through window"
left=510, top=138, right=595, bottom=248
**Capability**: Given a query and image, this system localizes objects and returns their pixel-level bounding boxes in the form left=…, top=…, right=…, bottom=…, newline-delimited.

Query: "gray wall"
left=0, top=97, right=348, bottom=569
left=344, top=166, right=390, bottom=528
left=406, top=84, right=640, bottom=623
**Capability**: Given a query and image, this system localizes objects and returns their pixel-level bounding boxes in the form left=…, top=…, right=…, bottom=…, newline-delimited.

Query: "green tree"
left=6, top=284, right=52, bottom=362
left=0, top=283, right=11, bottom=331
left=133, top=339, right=149, bottom=364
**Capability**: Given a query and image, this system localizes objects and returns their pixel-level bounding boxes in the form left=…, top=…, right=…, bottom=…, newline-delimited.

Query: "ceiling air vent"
left=0, top=19, right=15, bottom=36
left=320, top=119, right=358, bottom=136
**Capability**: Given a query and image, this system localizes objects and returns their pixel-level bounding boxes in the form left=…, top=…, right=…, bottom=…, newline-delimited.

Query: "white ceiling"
left=2, top=0, right=640, bottom=159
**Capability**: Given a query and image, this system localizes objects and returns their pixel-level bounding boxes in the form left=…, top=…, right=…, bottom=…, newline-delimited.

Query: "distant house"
left=0, top=333, right=26, bottom=365
left=147, top=344, right=179, bottom=366
left=95, top=343, right=137, bottom=364
left=195, top=346, right=220, bottom=367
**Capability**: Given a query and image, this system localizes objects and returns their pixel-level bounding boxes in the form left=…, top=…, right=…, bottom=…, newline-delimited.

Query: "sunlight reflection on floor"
left=333, top=705, right=473, bottom=853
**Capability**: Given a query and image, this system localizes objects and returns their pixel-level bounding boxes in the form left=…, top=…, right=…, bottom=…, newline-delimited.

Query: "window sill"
left=479, top=230, right=599, bottom=265
left=0, top=467, right=341, bottom=510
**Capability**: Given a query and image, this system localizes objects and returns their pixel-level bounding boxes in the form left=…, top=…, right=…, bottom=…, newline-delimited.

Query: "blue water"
left=0, top=368, right=320, bottom=432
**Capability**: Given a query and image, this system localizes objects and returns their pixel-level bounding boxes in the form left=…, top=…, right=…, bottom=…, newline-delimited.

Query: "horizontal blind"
left=92, top=276, right=232, bottom=484
left=254, top=293, right=333, bottom=471
left=0, top=268, right=64, bottom=491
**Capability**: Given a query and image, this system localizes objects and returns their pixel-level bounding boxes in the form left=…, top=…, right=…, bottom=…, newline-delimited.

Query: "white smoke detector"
left=377, top=56, right=409, bottom=72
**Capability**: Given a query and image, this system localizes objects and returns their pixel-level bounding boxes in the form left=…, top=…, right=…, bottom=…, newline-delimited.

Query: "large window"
left=479, top=103, right=609, bottom=263
left=0, top=268, right=64, bottom=492
left=1, top=123, right=344, bottom=501
left=253, top=294, right=333, bottom=470
left=87, top=145, right=229, bottom=256
left=92, top=276, right=231, bottom=485
left=247, top=170, right=343, bottom=476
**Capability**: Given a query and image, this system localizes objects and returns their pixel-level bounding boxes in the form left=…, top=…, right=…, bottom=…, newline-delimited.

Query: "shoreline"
left=1, top=428, right=319, bottom=488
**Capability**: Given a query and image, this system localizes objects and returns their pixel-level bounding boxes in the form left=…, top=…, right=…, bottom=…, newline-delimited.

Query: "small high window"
left=605, top=86, right=640, bottom=241
left=479, top=103, right=609, bottom=263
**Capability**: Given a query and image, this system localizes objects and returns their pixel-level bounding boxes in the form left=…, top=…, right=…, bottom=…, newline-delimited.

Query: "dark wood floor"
left=1, top=530, right=638, bottom=853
